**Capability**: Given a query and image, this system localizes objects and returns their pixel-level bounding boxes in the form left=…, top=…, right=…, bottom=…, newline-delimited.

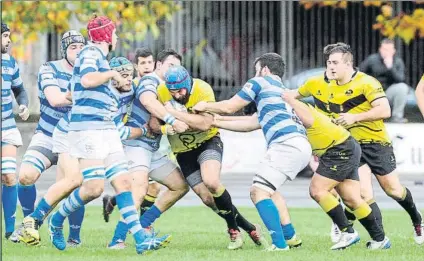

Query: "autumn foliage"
left=1, top=1, right=181, bottom=59
left=300, top=0, right=424, bottom=44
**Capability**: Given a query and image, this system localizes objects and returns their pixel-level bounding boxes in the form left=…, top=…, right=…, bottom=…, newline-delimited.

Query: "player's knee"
left=383, top=183, right=404, bottom=199
left=309, top=185, right=324, bottom=202
left=18, top=170, right=39, bottom=186
left=84, top=181, right=104, bottom=198
left=67, top=176, right=83, bottom=190
left=2, top=173, right=17, bottom=186
left=199, top=191, right=215, bottom=208
left=203, top=179, right=221, bottom=194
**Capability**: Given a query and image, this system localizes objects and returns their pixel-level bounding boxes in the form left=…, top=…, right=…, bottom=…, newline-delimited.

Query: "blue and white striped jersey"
left=1, top=53, right=24, bottom=131
left=113, top=83, right=135, bottom=129
left=36, top=60, right=72, bottom=137
left=123, top=72, right=162, bottom=151
left=69, top=44, right=120, bottom=131
left=237, top=76, right=306, bottom=146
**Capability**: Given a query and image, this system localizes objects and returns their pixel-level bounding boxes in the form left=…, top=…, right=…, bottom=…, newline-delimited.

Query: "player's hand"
left=65, top=91, right=72, bottom=102
left=335, top=113, right=357, bottom=127
left=112, top=71, right=129, bottom=88
left=192, top=101, right=207, bottom=113
left=18, top=105, right=30, bottom=121
left=142, top=124, right=157, bottom=139
left=383, top=57, right=394, bottom=69
left=172, top=120, right=189, bottom=133
left=281, top=90, right=296, bottom=103
left=161, top=124, right=176, bottom=135
left=212, top=114, right=222, bottom=126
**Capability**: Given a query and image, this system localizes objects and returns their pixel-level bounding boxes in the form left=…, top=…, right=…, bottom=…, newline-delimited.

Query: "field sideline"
left=2, top=206, right=423, bottom=261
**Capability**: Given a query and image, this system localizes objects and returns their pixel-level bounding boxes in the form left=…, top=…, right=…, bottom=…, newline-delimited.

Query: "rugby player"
left=102, top=47, right=164, bottom=224
left=415, top=74, right=424, bottom=118
left=104, top=53, right=189, bottom=250
left=152, top=65, right=265, bottom=250
left=12, top=30, right=86, bottom=246
left=193, top=53, right=311, bottom=251
left=45, top=15, right=169, bottom=254
left=1, top=22, right=30, bottom=240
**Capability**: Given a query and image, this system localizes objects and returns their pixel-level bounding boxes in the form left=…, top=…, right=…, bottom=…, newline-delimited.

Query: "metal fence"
left=44, top=1, right=424, bottom=101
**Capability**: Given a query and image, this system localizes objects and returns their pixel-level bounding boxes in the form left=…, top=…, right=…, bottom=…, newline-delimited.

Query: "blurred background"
left=2, top=0, right=424, bottom=121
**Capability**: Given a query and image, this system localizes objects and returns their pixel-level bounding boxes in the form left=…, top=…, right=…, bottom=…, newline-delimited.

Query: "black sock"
left=233, top=205, right=255, bottom=233
left=214, top=189, right=239, bottom=231
left=369, top=201, right=383, bottom=229
left=395, top=187, right=422, bottom=225
left=358, top=211, right=385, bottom=242
left=344, top=208, right=356, bottom=224
left=328, top=205, right=354, bottom=233
left=140, top=194, right=157, bottom=217
left=111, top=196, right=116, bottom=206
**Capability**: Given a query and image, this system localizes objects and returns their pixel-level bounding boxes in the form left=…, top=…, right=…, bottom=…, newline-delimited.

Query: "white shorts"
left=253, top=136, right=312, bottom=193
left=124, top=145, right=177, bottom=183
left=52, top=128, right=69, bottom=154
left=1, top=127, right=23, bottom=147
left=24, top=132, right=58, bottom=166
left=69, top=129, right=124, bottom=160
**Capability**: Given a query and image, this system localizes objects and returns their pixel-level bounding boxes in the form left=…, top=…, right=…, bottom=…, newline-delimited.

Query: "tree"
left=299, top=0, right=424, bottom=44
left=1, top=1, right=181, bottom=60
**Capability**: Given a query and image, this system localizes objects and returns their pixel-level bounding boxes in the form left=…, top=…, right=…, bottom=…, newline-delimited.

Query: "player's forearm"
left=81, top=71, right=116, bottom=88
left=217, top=115, right=254, bottom=121
left=51, top=94, right=72, bottom=107
left=285, top=99, right=314, bottom=128
left=204, top=100, right=238, bottom=114
left=128, top=127, right=143, bottom=139
left=12, top=86, right=29, bottom=107
left=355, top=104, right=391, bottom=122
left=170, top=110, right=212, bottom=131
left=214, top=116, right=260, bottom=132
left=415, top=81, right=424, bottom=117
left=142, top=97, right=176, bottom=126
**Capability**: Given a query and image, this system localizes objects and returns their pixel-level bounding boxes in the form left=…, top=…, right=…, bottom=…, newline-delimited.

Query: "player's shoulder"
left=355, top=72, right=382, bottom=88
left=193, top=78, right=212, bottom=91
left=139, top=72, right=161, bottom=87
left=80, top=45, right=104, bottom=59
left=39, top=60, right=61, bottom=73
left=2, top=54, right=17, bottom=66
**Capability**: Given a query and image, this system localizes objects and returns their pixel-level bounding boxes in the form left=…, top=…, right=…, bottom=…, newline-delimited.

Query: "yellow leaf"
left=398, top=27, right=416, bottom=44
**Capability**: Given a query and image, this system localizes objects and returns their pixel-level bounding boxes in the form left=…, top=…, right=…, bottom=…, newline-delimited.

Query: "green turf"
left=2, top=207, right=423, bottom=261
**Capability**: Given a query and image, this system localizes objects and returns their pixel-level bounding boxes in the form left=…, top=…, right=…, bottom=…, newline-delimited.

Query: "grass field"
left=2, top=206, right=423, bottom=261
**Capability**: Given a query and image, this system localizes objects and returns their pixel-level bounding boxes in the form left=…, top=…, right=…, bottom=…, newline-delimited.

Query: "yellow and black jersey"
left=327, top=71, right=391, bottom=144
left=157, top=78, right=219, bottom=154
left=306, top=104, right=350, bottom=156
left=297, top=74, right=331, bottom=116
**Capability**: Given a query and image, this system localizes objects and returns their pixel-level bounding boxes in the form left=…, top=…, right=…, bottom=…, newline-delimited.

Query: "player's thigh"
left=124, top=145, right=152, bottom=193
left=1, top=143, right=18, bottom=185
left=309, top=173, right=340, bottom=200
left=198, top=136, right=224, bottom=190
left=176, top=149, right=203, bottom=189
left=254, top=137, right=311, bottom=194
left=358, top=164, right=374, bottom=201
left=149, top=153, right=185, bottom=191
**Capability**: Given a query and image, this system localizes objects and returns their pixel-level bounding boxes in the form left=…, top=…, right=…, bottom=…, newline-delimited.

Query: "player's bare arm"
left=213, top=113, right=261, bottom=132
left=80, top=70, right=123, bottom=88
left=415, top=77, right=424, bottom=118
left=281, top=92, right=314, bottom=128
left=44, top=86, right=72, bottom=107
left=164, top=102, right=213, bottom=131
left=193, top=95, right=250, bottom=114
left=140, top=91, right=188, bottom=133
left=336, top=97, right=391, bottom=127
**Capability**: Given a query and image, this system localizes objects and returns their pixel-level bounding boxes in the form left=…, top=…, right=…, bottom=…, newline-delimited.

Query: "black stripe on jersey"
left=312, top=140, right=336, bottom=154
left=369, top=96, right=386, bottom=104
left=328, top=94, right=367, bottom=113
left=313, top=97, right=330, bottom=113
left=347, top=124, right=382, bottom=133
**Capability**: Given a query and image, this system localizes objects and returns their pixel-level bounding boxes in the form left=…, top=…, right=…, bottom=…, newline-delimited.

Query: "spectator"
left=360, top=39, right=409, bottom=123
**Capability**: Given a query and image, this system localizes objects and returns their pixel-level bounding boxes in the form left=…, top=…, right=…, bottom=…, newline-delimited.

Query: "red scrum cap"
left=87, top=14, right=115, bottom=44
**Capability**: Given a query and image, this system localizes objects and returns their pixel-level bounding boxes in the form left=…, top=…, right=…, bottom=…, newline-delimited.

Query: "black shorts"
left=175, top=135, right=223, bottom=188
left=316, top=136, right=361, bottom=182
left=359, top=142, right=396, bottom=176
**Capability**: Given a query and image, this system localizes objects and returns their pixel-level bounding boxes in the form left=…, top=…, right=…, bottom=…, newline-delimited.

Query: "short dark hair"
left=134, top=47, right=154, bottom=64
left=254, top=53, right=285, bottom=78
left=156, top=48, right=182, bottom=63
left=323, top=42, right=354, bottom=64
left=380, top=38, right=395, bottom=46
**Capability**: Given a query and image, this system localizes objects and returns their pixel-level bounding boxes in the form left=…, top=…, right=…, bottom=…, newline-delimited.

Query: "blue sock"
left=116, top=191, right=146, bottom=244
left=51, top=188, right=84, bottom=228
left=2, top=184, right=18, bottom=233
left=68, top=205, right=85, bottom=241
left=140, top=205, right=161, bottom=228
left=282, top=223, right=296, bottom=240
left=255, top=199, right=287, bottom=248
left=18, top=184, right=37, bottom=217
left=30, top=197, right=51, bottom=222
left=111, top=220, right=128, bottom=242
